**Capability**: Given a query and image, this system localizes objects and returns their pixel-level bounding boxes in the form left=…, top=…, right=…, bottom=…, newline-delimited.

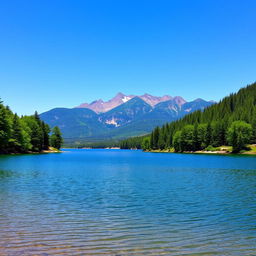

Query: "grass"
left=240, top=144, right=256, bottom=154
left=219, top=146, right=232, bottom=152
left=146, top=148, right=175, bottom=153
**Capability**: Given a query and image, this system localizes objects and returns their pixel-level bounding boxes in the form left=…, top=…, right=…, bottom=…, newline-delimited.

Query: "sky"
left=0, top=0, right=256, bottom=115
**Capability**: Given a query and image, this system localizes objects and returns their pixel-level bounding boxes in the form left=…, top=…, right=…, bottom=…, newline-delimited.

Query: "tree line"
left=119, top=135, right=146, bottom=149
left=0, top=99, right=63, bottom=154
left=121, top=82, right=256, bottom=153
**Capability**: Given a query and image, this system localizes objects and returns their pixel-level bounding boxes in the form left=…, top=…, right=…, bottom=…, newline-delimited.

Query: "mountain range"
left=40, top=93, right=214, bottom=143
left=75, top=92, right=184, bottom=113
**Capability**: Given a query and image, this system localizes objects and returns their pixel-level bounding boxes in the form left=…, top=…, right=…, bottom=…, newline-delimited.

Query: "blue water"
left=0, top=149, right=255, bottom=255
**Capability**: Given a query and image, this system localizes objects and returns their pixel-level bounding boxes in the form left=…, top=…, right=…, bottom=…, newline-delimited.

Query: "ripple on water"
left=0, top=150, right=256, bottom=255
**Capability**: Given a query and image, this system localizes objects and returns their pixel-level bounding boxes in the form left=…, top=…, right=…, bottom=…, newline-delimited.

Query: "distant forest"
left=0, top=99, right=63, bottom=154
left=120, top=82, right=256, bottom=153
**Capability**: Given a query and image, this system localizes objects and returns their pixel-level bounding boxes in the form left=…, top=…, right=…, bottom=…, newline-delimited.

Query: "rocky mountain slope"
left=76, top=93, right=180, bottom=113
left=40, top=93, right=214, bottom=142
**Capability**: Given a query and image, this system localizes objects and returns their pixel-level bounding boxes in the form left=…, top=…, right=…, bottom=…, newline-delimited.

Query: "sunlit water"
left=0, top=149, right=256, bottom=255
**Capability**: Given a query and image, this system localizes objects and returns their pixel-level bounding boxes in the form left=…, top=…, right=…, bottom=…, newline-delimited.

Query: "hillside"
left=40, top=95, right=213, bottom=142
left=0, top=101, right=62, bottom=154
left=121, top=82, right=256, bottom=153
left=76, top=93, right=175, bottom=113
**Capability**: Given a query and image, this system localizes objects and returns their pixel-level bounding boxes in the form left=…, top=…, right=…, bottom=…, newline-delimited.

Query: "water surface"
left=0, top=149, right=256, bottom=255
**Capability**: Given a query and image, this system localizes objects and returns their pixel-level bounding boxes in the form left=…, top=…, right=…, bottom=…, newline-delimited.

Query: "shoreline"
left=0, top=147, right=62, bottom=156
left=146, top=149, right=256, bottom=156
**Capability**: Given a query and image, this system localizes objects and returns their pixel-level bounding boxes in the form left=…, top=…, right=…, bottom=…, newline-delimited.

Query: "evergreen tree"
left=50, top=126, right=63, bottom=150
left=119, top=82, right=256, bottom=152
left=9, top=114, right=23, bottom=152
left=142, top=137, right=150, bottom=150
left=42, top=122, right=50, bottom=150
left=158, top=129, right=165, bottom=150
left=34, top=111, right=41, bottom=123
left=180, top=125, right=194, bottom=151
left=151, top=127, right=160, bottom=149
left=227, top=121, right=252, bottom=152
left=150, top=132, right=154, bottom=149
left=205, top=123, right=212, bottom=147
left=251, top=108, right=256, bottom=143
left=193, top=123, right=200, bottom=150
left=0, top=99, right=61, bottom=154
left=29, top=118, right=43, bottom=152
left=173, top=131, right=181, bottom=152
left=0, top=103, right=11, bottom=153
left=197, top=123, right=207, bottom=148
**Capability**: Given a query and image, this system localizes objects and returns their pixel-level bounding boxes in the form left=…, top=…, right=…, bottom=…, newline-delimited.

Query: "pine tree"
left=142, top=137, right=150, bottom=150
left=180, top=125, right=194, bottom=151
left=151, top=127, right=160, bottom=149
left=173, top=131, right=181, bottom=152
left=50, top=126, right=63, bottom=150
left=9, top=114, right=23, bottom=152
left=227, top=121, right=252, bottom=152
left=158, top=129, right=165, bottom=150
left=0, top=99, right=61, bottom=154
left=150, top=132, right=154, bottom=149
left=119, top=82, right=256, bottom=151
left=197, top=123, right=207, bottom=148
left=42, top=122, right=50, bottom=150
left=0, top=103, right=11, bottom=153
left=205, top=123, right=212, bottom=146
left=193, top=123, right=200, bottom=150
left=251, top=108, right=256, bottom=143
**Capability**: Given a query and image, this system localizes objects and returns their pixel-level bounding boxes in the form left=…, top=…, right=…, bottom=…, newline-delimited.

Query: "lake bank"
left=146, top=144, right=256, bottom=155
left=0, top=147, right=61, bottom=156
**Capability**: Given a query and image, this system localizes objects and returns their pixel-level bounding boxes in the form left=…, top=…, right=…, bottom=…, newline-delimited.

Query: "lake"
left=0, top=149, right=255, bottom=255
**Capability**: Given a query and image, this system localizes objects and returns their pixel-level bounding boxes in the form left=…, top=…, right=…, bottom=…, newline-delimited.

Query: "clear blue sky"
left=0, top=0, right=255, bottom=115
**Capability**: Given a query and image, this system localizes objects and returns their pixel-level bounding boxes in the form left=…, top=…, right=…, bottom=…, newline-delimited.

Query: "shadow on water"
left=0, top=169, right=18, bottom=178
left=0, top=169, right=41, bottom=180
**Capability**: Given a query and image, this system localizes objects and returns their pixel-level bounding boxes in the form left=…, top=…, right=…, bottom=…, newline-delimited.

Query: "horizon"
left=1, top=84, right=249, bottom=115
left=1, top=0, right=256, bottom=115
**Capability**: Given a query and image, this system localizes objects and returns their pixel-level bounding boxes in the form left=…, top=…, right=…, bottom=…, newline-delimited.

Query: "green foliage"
left=180, top=125, right=194, bottom=151
left=147, top=82, right=256, bottom=152
left=141, top=137, right=150, bottom=150
left=40, top=97, right=213, bottom=142
left=197, top=123, right=207, bottom=149
left=119, top=135, right=146, bottom=149
left=0, top=104, right=11, bottom=153
left=150, top=126, right=160, bottom=150
left=173, top=131, right=182, bottom=152
left=251, top=108, right=256, bottom=143
left=72, top=140, right=120, bottom=149
left=0, top=99, right=61, bottom=154
left=192, top=123, right=200, bottom=150
left=119, top=82, right=256, bottom=152
left=9, top=114, right=23, bottom=152
left=227, top=121, right=252, bottom=152
left=50, top=126, right=63, bottom=150
left=204, top=145, right=220, bottom=151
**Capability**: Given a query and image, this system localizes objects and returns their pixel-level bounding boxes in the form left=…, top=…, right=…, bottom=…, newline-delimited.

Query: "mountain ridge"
left=40, top=94, right=215, bottom=142
left=75, top=93, right=189, bottom=113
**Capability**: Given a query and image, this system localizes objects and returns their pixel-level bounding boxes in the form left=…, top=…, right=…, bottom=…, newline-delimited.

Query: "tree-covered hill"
left=0, top=99, right=63, bottom=154
left=40, top=107, right=106, bottom=139
left=40, top=96, right=213, bottom=142
left=121, top=82, right=256, bottom=153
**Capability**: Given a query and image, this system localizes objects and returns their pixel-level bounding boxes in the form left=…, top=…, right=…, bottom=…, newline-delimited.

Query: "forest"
left=0, top=99, right=63, bottom=154
left=120, top=82, right=256, bottom=153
